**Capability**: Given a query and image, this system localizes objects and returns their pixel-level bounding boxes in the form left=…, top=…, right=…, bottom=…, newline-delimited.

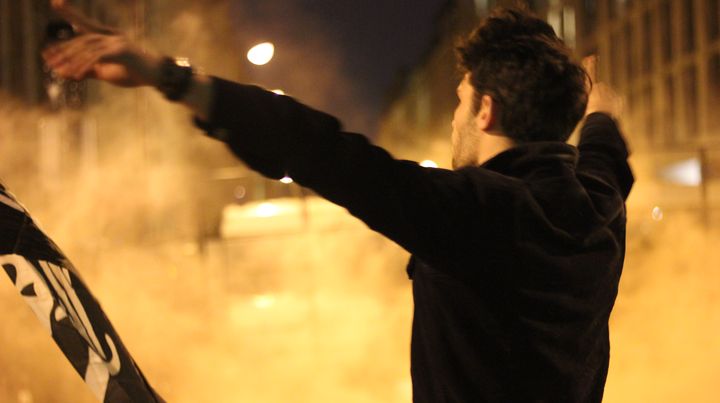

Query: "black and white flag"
left=0, top=183, right=163, bottom=403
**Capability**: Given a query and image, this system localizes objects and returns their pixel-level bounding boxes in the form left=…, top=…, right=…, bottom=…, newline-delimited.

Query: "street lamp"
left=247, top=42, right=275, bottom=65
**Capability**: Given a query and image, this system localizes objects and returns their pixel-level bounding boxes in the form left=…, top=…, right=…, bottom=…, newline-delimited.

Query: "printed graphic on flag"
left=0, top=183, right=163, bottom=403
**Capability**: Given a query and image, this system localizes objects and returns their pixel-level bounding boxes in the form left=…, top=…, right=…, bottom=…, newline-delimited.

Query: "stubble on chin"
left=451, top=126, right=481, bottom=170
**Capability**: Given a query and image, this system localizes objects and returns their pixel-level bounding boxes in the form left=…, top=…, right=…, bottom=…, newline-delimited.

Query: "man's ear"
left=475, top=94, right=498, bottom=131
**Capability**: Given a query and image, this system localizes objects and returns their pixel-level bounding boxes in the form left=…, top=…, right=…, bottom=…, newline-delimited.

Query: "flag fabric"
left=0, top=182, right=164, bottom=403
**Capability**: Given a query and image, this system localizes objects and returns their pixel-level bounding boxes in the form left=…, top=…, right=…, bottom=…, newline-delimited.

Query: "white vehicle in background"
left=220, top=196, right=360, bottom=238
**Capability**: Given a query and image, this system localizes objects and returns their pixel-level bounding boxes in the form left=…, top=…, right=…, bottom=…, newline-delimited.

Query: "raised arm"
left=577, top=56, right=634, bottom=200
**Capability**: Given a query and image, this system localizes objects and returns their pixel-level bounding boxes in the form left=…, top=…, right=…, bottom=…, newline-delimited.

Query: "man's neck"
left=477, top=132, right=516, bottom=165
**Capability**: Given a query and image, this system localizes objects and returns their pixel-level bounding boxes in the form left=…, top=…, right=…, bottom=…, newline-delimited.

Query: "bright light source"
left=255, top=202, right=280, bottom=217
left=247, top=42, right=275, bottom=65
left=272, top=89, right=285, bottom=95
left=280, top=175, right=293, bottom=184
left=175, top=57, right=191, bottom=67
left=420, top=160, right=438, bottom=168
left=252, top=294, right=276, bottom=309
left=659, top=158, right=702, bottom=186
left=652, top=206, right=664, bottom=221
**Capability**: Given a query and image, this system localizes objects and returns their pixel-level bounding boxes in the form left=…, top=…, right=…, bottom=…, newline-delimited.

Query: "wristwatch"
left=157, top=57, right=194, bottom=101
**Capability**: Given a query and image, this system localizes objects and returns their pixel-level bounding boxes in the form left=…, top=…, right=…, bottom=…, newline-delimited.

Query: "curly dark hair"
left=456, top=7, right=588, bottom=143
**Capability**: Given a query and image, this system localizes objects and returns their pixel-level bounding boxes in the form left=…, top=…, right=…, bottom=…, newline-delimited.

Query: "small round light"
left=247, top=42, right=275, bottom=65
left=280, top=175, right=293, bottom=184
left=651, top=206, right=664, bottom=221
left=420, top=160, right=438, bottom=168
left=233, top=185, right=246, bottom=200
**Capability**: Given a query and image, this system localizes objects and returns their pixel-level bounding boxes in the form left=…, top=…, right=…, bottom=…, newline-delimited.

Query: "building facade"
left=575, top=0, right=720, bottom=150
left=0, top=0, right=51, bottom=105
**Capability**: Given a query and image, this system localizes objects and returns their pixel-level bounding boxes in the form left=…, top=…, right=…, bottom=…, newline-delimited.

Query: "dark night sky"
left=228, top=0, right=450, bottom=136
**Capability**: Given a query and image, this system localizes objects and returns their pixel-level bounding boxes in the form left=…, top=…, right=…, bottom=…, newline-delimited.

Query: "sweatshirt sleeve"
left=193, top=77, right=484, bottom=270
left=577, top=113, right=634, bottom=200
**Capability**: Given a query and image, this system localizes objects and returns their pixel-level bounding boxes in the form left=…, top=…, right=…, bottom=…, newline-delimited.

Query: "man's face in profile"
left=451, top=74, right=481, bottom=169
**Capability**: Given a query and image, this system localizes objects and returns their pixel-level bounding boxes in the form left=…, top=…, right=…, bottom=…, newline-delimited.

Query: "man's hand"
left=583, top=55, right=624, bottom=119
left=42, top=0, right=163, bottom=87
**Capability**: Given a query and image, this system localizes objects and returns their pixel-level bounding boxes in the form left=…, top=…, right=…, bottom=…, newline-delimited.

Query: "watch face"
left=160, top=57, right=193, bottom=101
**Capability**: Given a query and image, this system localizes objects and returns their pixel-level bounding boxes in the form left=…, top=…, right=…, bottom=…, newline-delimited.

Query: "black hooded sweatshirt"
left=196, top=77, right=634, bottom=402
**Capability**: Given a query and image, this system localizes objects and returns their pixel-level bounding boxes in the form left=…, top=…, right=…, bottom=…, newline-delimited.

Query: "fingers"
left=63, top=42, right=109, bottom=80
left=582, top=55, right=598, bottom=97
left=581, top=55, right=626, bottom=117
left=51, top=0, right=116, bottom=35
left=43, top=34, right=126, bottom=81
left=43, top=34, right=98, bottom=69
left=582, top=55, right=598, bottom=83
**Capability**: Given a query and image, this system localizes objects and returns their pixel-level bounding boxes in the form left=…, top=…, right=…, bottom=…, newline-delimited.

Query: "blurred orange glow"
left=252, top=294, right=277, bottom=309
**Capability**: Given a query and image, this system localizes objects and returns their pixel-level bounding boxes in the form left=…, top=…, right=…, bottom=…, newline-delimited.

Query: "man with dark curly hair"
left=45, top=1, right=633, bottom=401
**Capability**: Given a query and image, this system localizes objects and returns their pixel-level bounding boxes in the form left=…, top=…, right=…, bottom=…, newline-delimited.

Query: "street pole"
left=699, top=146, right=709, bottom=229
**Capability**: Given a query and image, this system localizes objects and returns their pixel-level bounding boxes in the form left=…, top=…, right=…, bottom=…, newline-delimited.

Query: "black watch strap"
left=157, top=57, right=194, bottom=101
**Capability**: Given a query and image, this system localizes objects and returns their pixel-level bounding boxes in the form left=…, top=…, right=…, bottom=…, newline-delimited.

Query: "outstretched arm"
left=42, top=0, right=493, bottom=276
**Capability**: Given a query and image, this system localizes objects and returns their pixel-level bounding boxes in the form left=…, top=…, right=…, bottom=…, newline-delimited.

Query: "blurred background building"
left=0, top=0, right=51, bottom=105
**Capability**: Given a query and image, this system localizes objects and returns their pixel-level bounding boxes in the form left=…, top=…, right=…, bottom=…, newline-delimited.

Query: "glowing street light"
left=651, top=206, right=664, bottom=221
left=247, top=42, right=275, bottom=65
